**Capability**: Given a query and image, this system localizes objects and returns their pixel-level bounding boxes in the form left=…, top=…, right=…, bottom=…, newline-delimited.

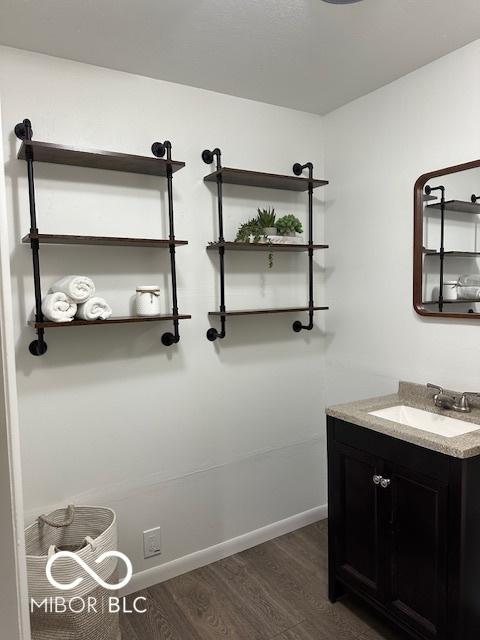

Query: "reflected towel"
left=41, top=292, right=77, bottom=323
left=50, top=275, right=95, bottom=303
left=457, top=286, right=480, bottom=301
left=76, top=297, right=112, bottom=321
left=458, top=274, right=480, bottom=287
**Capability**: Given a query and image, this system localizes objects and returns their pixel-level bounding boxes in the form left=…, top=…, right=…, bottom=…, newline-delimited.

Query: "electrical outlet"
left=143, top=527, right=162, bottom=559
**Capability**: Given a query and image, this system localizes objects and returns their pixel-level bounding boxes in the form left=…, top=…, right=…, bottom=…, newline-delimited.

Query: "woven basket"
left=25, top=505, right=121, bottom=640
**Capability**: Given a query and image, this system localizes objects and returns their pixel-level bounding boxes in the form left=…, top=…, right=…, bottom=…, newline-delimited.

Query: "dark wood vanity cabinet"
left=327, top=416, right=480, bottom=640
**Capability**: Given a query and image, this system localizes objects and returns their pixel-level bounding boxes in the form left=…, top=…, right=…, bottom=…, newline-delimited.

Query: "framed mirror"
left=414, top=159, right=480, bottom=318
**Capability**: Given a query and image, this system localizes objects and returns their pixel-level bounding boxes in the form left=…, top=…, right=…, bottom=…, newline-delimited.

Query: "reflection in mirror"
left=416, top=165, right=480, bottom=317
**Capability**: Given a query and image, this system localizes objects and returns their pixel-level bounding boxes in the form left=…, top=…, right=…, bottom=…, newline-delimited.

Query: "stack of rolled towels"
left=41, top=276, right=113, bottom=323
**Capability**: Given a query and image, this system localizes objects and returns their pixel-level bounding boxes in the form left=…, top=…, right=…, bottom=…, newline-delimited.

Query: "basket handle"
left=38, top=504, right=75, bottom=528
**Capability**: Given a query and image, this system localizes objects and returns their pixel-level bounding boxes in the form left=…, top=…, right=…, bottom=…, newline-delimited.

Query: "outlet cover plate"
left=143, top=527, right=161, bottom=559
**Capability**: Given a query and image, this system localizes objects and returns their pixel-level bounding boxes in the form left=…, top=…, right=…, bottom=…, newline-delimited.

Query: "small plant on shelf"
left=256, top=207, right=276, bottom=235
left=275, top=214, right=303, bottom=236
left=235, top=216, right=273, bottom=269
left=235, top=218, right=265, bottom=243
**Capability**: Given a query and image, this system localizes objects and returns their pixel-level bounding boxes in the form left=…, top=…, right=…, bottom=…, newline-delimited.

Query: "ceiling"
left=0, top=0, right=480, bottom=114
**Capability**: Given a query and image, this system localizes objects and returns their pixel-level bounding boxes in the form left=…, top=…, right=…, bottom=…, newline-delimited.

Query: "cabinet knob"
left=373, top=475, right=383, bottom=485
left=380, top=478, right=391, bottom=489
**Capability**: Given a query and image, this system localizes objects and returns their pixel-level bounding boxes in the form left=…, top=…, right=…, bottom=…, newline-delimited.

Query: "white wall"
left=0, top=101, right=30, bottom=640
left=0, top=47, right=328, bottom=578
left=324, top=39, right=480, bottom=406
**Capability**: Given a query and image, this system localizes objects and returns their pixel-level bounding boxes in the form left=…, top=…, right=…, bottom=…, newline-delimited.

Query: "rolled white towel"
left=458, top=274, right=480, bottom=287
left=457, top=286, right=480, bottom=301
left=50, top=275, right=95, bottom=303
left=76, top=296, right=112, bottom=321
left=41, top=292, right=77, bottom=323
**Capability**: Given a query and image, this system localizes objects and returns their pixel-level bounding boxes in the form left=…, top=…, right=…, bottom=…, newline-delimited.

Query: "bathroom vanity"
left=326, top=383, right=480, bottom=640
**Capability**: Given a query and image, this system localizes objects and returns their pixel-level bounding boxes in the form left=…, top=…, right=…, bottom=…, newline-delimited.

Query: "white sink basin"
left=369, top=405, right=480, bottom=438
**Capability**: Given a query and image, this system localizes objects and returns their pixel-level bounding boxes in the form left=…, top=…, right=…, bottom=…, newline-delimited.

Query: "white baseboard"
left=122, top=504, right=327, bottom=596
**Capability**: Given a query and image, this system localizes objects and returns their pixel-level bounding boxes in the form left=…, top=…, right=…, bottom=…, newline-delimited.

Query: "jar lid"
left=136, top=285, right=160, bottom=292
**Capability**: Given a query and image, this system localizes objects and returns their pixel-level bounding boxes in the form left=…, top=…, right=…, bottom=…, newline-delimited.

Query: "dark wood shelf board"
left=29, top=314, right=191, bottom=329
left=426, top=200, right=480, bottom=215
left=209, top=306, right=328, bottom=317
left=424, top=250, right=480, bottom=257
left=206, top=241, right=328, bottom=252
left=204, top=167, right=328, bottom=192
left=22, top=233, right=188, bottom=248
left=18, top=140, right=185, bottom=177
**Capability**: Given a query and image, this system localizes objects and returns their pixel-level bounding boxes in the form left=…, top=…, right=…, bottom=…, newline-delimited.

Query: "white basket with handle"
left=25, top=505, right=122, bottom=640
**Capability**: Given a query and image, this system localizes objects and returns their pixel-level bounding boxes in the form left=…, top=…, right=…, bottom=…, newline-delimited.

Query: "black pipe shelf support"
left=15, top=119, right=188, bottom=355
left=202, top=149, right=328, bottom=341
left=425, top=184, right=446, bottom=313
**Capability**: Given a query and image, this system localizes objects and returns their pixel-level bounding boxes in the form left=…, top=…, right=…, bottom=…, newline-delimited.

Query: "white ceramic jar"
left=443, top=281, right=458, bottom=301
left=135, top=285, right=161, bottom=316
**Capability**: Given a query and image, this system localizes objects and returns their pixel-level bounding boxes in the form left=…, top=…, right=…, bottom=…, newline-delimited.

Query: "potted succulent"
left=256, top=207, right=276, bottom=236
left=275, top=214, right=303, bottom=237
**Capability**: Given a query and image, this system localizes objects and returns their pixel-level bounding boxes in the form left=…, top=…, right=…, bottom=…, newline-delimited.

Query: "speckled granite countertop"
left=326, top=381, right=480, bottom=459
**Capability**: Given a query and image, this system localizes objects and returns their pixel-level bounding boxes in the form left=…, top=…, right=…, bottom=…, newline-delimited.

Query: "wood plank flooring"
left=121, top=521, right=405, bottom=640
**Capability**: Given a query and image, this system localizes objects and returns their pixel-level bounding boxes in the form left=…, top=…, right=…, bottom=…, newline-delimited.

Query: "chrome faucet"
left=427, top=384, right=479, bottom=413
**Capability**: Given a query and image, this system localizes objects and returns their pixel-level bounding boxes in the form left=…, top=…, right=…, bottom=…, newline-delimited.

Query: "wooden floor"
left=121, top=520, right=405, bottom=640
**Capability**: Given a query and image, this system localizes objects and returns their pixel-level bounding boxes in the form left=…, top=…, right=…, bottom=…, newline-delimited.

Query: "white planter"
left=135, top=285, right=161, bottom=316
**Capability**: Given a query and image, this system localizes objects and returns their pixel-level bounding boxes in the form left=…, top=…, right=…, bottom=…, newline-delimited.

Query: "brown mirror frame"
left=414, top=158, right=480, bottom=319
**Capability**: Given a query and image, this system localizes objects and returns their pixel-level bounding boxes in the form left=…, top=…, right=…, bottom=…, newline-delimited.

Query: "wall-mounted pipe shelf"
left=18, top=139, right=185, bottom=176
left=204, top=167, right=328, bottom=192
left=29, top=314, right=191, bottom=329
left=15, top=118, right=190, bottom=356
left=22, top=234, right=188, bottom=248
left=209, top=306, right=329, bottom=317
left=206, top=241, right=328, bottom=252
left=202, top=147, right=329, bottom=342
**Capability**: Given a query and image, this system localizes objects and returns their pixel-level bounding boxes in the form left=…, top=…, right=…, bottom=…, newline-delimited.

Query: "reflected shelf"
left=424, top=249, right=480, bottom=257
left=426, top=200, right=480, bottom=215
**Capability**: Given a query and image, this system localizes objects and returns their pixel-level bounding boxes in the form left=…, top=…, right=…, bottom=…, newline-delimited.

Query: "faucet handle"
left=453, top=392, right=479, bottom=413
left=427, top=383, right=443, bottom=395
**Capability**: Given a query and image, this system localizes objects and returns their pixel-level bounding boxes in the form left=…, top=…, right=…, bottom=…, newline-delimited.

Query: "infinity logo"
left=46, top=551, right=133, bottom=591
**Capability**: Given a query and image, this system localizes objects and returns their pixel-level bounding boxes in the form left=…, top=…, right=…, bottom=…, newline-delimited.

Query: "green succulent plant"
left=275, top=214, right=303, bottom=235
left=256, top=207, right=276, bottom=228
left=235, top=218, right=265, bottom=243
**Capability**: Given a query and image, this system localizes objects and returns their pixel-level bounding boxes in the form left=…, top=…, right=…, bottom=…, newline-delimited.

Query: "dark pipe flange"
left=29, top=340, right=47, bottom=356
left=292, top=321, right=303, bottom=333
left=151, top=142, right=166, bottom=158
left=161, top=332, right=178, bottom=347
left=206, top=328, right=219, bottom=342
left=202, top=149, right=215, bottom=165
left=15, top=119, right=32, bottom=140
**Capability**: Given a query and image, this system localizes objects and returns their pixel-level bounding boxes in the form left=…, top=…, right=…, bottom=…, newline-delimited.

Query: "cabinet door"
left=387, top=464, right=448, bottom=638
left=331, top=441, right=388, bottom=602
